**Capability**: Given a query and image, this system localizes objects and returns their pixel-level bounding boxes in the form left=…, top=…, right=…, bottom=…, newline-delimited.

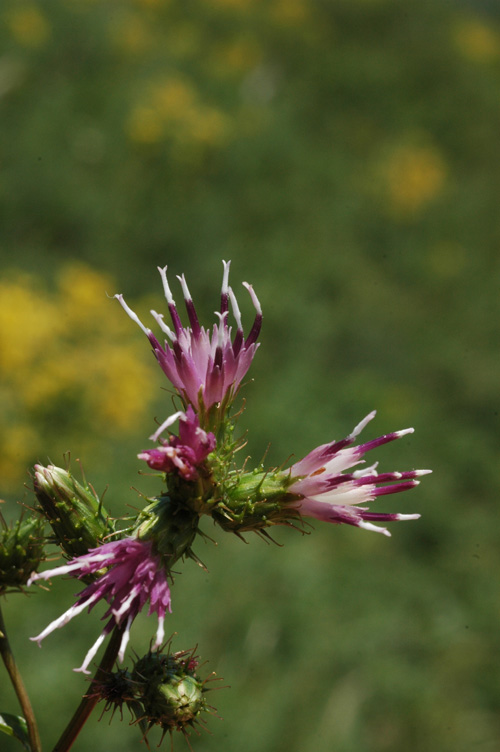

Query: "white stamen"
left=176, top=273, right=192, bottom=301
left=114, top=295, right=151, bottom=336
left=154, top=615, right=165, bottom=648
left=149, top=411, right=184, bottom=442
left=414, top=469, right=432, bottom=476
left=242, top=282, right=262, bottom=315
left=222, top=260, right=231, bottom=295
left=214, top=311, right=229, bottom=343
left=358, top=520, right=391, bottom=536
left=228, top=287, right=243, bottom=330
left=28, top=554, right=110, bottom=584
left=351, top=411, right=377, bottom=439
left=150, top=310, right=175, bottom=340
left=112, top=587, right=139, bottom=619
left=118, top=615, right=133, bottom=663
left=157, top=266, right=175, bottom=305
left=396, top=513, right=421, bottom=521
left=395, top=427, right=414, bottom=438
left=352, top=462, right=379, bottom=478
left=30, top=591, right=102, bottom=644
left=73, top=632, right=107, bottom=675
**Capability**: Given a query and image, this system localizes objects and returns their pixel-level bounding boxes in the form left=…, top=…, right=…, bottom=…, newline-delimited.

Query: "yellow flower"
left=109, top=12, right=152, bottom=55
left=454, top=17, right=500, bottom=63
left=0, top=263, right=157, bottom=491
left=127, top=106, right=164, bottom=143
left=384, top=144, right=447, bottom=215
left=271, top=0, right=309, bottom=26
left=151, top=77, right=197, bottom=121
left=6, top=5, right=50, bottom=48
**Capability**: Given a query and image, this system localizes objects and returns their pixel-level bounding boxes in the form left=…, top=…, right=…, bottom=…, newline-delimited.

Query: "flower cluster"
left=288, top=410, right=429, bottom=536
left=115, top=261, right=262, bottom=413
left=29, top=538, right=171, bottom=674
left=138, top=406, right=216, bottom=480
left=28, top=260, right=429, bottom=704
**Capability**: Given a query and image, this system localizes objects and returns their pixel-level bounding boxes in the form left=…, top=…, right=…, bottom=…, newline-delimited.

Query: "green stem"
left=0, top=601, right=42, bottom=752
left=51, top=625, right=125, bottom=752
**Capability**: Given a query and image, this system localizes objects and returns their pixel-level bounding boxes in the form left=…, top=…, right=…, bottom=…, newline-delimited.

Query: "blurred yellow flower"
left=185, top=106, right=230, bottom=146
left=271, top=0, right=309, bottom=26
left=127, top=75, right=232, bottom=149
left=204, top=0, right=255, bottom=10
left=384, top=144, right=447, bottom=215
left=0, top=263, right=157, bottom=492
left=134, top=0, right=170, bottom=8
left=5, top=5, right=50, bottom=48
left=109, top=12, right=152, bottom=55
left=127, top=105, right=164, bottom=143
left=151, top=77, right=197, bottom=119
left=213, top=38, right=262, bottom=75
left=0, top=425, right=38, bottom=486
left=453, top=17, right=500, bottom=63
left=0, top=276, right=61, bottom=372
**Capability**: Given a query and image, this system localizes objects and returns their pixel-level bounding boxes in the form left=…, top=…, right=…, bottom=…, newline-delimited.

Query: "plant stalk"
left=51, top=624, right=125, bottom=752
left=0, top=601, right=42, bottom=752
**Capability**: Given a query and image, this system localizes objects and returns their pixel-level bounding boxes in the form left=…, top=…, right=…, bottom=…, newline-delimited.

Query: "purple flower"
left=138, top=405, right=216, bottom=480
left=289, top=411, right=430, bottom=536
left=115, top=261, right=262, bottom=411
left=28, top=538, right=171, bottom=674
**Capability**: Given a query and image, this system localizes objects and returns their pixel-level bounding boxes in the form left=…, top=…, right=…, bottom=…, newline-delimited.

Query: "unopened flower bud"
left=212, top=467, right=300, bottom=534
left=34, top=464, right=115, bottom=558
left=0, top=504, right=45, bottom=593
left=130, top=649, right=216, bottom=738
left=133, top=494, right=200, bottom=565
left=89, top=648, right=219, bottom=742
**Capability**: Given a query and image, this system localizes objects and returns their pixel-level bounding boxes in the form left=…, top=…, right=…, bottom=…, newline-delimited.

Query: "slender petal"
left=115, top=262, right=262, bottom=410
left=289, top=413, right=429, bottom=535
left=139, top=406, right=216, bottom=480
left=29, top=538, right=171, bottom=673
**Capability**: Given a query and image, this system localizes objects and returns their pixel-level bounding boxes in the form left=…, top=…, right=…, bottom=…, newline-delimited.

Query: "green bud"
left=131, top=650, right=213, bottom=736
left=90, top=648, right=219, bottom=742
left=34, top=464, right=115, bottom=558
left=0, top=505, right=45, bottom=593
left=212, top=467, right=301, bottom=534
left=133, top=494, right=199, bottom=565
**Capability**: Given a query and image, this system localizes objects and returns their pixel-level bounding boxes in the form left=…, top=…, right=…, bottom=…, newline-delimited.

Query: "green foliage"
left=1, top=0, right=500, bottom=750
left=0, top=508, right=44, bottom=593
left=0, top=713, right=29, bottom=751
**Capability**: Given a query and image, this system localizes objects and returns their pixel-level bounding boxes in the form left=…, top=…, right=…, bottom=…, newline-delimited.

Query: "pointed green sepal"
left=211, top=467, right=301, bottom=534
left=133, top=494, right=199, bottom=565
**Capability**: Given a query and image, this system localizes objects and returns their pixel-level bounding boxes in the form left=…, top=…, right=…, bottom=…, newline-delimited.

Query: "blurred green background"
left=1, top=0, right=499, bottom=750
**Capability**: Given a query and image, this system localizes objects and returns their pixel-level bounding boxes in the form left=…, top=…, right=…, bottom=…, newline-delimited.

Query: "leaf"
left=0, top=713, right=30, bottom=750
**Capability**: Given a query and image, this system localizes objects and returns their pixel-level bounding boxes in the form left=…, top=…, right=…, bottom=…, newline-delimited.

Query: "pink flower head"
left=115, top=261, right=262, bottom=411
left=289, top=411, right=430, bottom=536
left=28, top=538, right=171, bottom=674
left=138, top=405, right=216, bottom=480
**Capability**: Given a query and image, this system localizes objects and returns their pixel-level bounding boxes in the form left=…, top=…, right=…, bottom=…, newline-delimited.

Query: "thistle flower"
left=28, top=538, right=171, bottom=674
left=115, top=261, right=262, bottom=412
left=288, top=411, right=430, bottom=536
left=138, top=406, right=216, bottom=481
